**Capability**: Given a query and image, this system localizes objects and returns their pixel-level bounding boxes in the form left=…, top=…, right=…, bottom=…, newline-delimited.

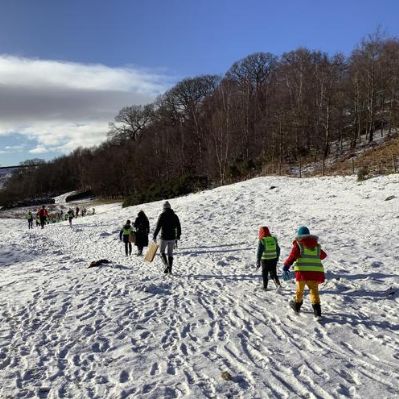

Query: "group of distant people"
left=26, top=205, right=96, bottom=229
left=119, top=201, right=181, bottom=274
left=26, top=206, right=49, bottom=229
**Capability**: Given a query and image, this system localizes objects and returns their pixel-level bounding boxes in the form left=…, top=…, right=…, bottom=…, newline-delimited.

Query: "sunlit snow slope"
left=1, top=175, right=398, bottom=399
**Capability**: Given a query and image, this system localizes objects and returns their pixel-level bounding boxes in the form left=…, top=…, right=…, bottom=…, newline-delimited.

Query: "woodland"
left=1, top=32, right=398, bottom=206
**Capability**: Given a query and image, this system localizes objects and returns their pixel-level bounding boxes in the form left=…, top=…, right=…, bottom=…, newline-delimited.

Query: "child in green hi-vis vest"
left=119, top=220, right=134, bottom=256
left=283, top=226, right=327, bottom=318
left=256, top=226, right=281, bottom=291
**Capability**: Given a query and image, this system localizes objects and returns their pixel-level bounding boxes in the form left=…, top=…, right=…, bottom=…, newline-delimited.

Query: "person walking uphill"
left=38, top=205, right=48, bottom=229
left=153, top=201, right=181, bottom=274
left=67, top=209, right=74, bottom=227
left=134, top=210, right=150, bottom=256
left=282, top=226, right=327, bottom=319
left=256, top=226, right=281, bottom=291
left=27, top=211, right=34, bottom=229
left=120, top=220, right=134, bottom=256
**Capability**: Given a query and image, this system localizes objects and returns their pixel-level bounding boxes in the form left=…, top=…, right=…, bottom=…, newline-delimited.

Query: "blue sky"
left=1, top=0, right=399, bottom=166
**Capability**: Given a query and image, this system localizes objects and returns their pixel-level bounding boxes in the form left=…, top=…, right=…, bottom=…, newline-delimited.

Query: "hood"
left=296, top=235, right=319, bottom=249
left=258, top=226, right=271, bottom=239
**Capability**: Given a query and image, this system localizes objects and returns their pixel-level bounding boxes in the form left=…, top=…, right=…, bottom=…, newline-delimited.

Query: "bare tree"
left=108, top=104, right=155, bottom=143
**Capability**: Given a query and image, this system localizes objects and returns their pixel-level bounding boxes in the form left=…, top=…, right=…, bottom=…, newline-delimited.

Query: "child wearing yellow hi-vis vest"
left=282, top=226, right=327, bottom=318
left=256, top=226, right=281, bottom=291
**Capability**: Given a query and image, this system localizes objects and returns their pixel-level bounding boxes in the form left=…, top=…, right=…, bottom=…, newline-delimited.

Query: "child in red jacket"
left=283, top=226, right=327, bottom=318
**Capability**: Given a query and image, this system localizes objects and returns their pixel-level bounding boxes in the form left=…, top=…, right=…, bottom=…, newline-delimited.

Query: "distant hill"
left=0, top=167, right=19, bottom=189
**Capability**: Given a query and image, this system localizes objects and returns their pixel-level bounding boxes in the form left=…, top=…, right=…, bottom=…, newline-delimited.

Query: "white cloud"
left=0, top=55, right=172, bottom=155
left=29, top=145, right=48, bottom=154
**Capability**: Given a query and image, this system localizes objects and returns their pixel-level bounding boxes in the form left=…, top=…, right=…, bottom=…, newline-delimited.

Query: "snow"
left=1, top=175, right=398, bottom=398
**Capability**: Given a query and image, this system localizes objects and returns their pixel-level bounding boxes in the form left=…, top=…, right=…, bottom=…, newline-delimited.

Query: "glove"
left=282, top=270, right=291, bottom=281
left=256, top=262, right=260, bottom=269
left=174, top=240, right=178, bottom=249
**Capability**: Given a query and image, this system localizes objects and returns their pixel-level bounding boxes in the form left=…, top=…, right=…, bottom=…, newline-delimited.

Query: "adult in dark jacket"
left=134, top=210, right=150, bottom=255
left=153, top=201, right=181, bottom=274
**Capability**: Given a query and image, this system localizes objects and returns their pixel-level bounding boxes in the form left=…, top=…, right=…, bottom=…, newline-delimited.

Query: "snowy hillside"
left=1, top=175, right=398, bottom=399
left=0, top=167, right=15, bottom=189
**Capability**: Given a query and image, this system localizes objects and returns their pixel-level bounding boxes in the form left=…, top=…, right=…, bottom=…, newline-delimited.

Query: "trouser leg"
left=295, top=281, right=306, bottom=303
left=261, top=262, right=269, bottom=289
left=166, top=241, right=174, bottom=273
left=160, top=240, right=175, bottom=272
left=269, top=261, right=280, bottom=286
left=128, top=242, right=132, bottom=255
left=307, top=281, right=320, bottom=305
left=167, top=256, right=174, bottom=273
left=160, top=240, right=168, bottom=266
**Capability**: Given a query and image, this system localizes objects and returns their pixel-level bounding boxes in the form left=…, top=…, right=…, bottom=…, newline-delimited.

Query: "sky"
left=1, top=0, right=399, bottom=166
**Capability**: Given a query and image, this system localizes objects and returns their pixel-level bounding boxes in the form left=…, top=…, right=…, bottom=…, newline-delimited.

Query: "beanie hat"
left=258, top=226, right=271, bottom=239
left=126, top=219, right=131, bottom=224
left=163, top=201, right=171, bottom=209
left=296, top=226, right=310, bottom=237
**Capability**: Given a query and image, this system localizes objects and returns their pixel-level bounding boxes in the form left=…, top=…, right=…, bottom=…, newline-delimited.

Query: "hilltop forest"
left=1, top=32, right=399, bottom=207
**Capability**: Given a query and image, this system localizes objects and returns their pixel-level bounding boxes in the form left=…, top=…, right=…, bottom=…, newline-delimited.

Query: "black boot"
left=312, top=304, right=322, bottom=318
left=289, top=300, right=303, bottom=314
left=161, top=253, right=168, bottom=273
left=167, top=256, right=173, bottom=274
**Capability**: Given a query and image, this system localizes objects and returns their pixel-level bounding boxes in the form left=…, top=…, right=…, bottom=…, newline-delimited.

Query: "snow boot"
left=312, top=304, right=322, bottom=318
left=167, top=256, right=173, bottom=274
left=289, top=300, right=303, bottom=314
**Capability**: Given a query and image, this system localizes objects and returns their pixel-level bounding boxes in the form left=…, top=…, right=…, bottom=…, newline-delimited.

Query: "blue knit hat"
left=296, top=226, right=310, bottom=237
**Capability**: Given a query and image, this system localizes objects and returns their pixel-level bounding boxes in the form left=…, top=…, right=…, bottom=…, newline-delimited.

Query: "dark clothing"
left=134, top=212, right=150, bottom=250
left=261, top=259, right=280, bottom=289
left=120, top=223, right=133, bottom=256
left=122, top=238, right=132, bottom=256
left=40, top=216, right=46, bottom=229
left=153, top=208, right=181, bottom=241
left=27, top=213, right=34, bottom=229
left=67, top=210, right=74, bottom=226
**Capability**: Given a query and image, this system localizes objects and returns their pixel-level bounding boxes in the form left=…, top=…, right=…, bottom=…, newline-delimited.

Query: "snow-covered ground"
left=1, top=175, right=398, bottom=399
